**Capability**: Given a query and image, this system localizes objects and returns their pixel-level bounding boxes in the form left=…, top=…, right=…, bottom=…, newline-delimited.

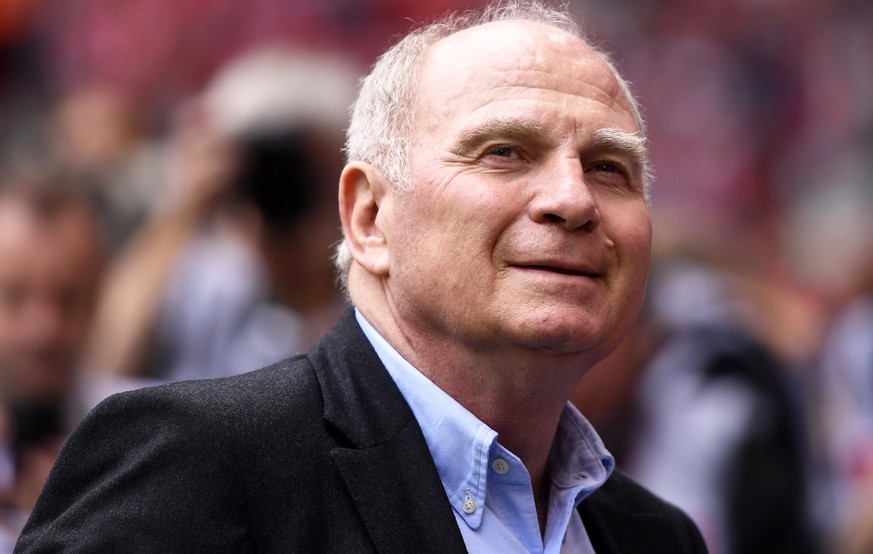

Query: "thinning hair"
left=335, top=0, right=650, bottom=290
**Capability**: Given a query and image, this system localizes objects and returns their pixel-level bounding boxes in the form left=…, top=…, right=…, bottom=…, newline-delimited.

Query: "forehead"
left=414, top=20, right=636, bottom=136
left=0, top=198, right=100, bottom=269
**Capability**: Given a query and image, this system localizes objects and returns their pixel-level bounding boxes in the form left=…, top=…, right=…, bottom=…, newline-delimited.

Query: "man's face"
left=383, top=21, right=652, bottom=364
left=0, top=198, right=101, bottom=404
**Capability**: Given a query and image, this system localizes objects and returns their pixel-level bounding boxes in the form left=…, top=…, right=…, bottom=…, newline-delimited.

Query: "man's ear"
left=338, top=162, right=392, bottom=277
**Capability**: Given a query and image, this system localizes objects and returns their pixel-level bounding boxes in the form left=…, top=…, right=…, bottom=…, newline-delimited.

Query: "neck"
left=353, top=283, right=592, bottom=488
left=427, top=359, right=569, bottom=477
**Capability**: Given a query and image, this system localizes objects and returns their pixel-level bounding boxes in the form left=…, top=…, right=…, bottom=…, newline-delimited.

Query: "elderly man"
left=18, top=1, right=707, bottom=552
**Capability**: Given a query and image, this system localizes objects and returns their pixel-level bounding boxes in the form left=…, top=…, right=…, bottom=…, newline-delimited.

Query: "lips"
left=512, top=262, right=602, bottom=278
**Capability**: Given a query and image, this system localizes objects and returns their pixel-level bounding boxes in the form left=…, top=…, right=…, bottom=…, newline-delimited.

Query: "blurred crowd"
left=0, top=0, right=871, bottom=553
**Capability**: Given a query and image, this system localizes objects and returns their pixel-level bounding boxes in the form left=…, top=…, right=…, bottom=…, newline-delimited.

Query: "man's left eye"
left=586, top=161, right=633, bottom=189
left=594, top=162, right=619, bottom=173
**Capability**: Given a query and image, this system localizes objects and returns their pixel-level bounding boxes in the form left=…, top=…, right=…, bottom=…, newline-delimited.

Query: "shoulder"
left=97, top=354, right=320, bottom=424
left=61, top=353, right=327, bottom=482
left=17, top=356, right=328, bottom=552
left=68, top=355, right=333, bottom=470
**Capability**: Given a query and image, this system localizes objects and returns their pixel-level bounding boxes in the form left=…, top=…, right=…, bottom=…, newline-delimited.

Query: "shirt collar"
left=549, top=401, right=615, bottom=501
left=355, top=309, right=614, bottom=527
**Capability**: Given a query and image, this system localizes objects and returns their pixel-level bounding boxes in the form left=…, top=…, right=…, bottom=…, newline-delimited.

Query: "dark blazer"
left=17, top=311, right=707, bottom=553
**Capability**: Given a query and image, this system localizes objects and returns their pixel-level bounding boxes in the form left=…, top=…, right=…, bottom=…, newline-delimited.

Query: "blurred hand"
left=164, top=100, right=240, bottom=219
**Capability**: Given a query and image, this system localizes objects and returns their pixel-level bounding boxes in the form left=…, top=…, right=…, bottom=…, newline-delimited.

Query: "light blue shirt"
left=356, top=310, right=615, bottom=553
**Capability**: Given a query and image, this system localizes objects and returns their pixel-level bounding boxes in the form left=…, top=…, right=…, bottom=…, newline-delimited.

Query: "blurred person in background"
left=575, top=244, right=818, bottom=554
left=51, top=83, right=171, bottom=253
left=833, top=469, right=873, bottom=554
left=86, top=47, right=356, bottom=382
left=0, top=173, right=104, bottom=548
left=819, top=259, right=873, bottom=553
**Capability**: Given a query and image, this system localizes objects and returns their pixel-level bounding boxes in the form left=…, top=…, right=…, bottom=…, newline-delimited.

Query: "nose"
left=528, top=158, right=601, bottom=231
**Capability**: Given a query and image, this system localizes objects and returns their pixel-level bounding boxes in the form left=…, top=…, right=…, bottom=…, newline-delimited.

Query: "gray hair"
left=334, top=0, right=649, bottom=291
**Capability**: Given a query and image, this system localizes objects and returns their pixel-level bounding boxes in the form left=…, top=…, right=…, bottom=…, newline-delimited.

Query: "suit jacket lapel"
left=309, top=310, right=467, bottom=554
left=331, top=425, right=468, bottom=554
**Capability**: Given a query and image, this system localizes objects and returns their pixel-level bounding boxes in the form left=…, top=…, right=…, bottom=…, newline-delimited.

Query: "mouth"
left=514, top=264, right=600, bottom=279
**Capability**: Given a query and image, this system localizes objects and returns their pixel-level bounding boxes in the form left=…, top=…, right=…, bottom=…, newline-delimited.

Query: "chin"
left=535, top=335, right=612, bottom=359
left=506, top=310, right=622, bottom=359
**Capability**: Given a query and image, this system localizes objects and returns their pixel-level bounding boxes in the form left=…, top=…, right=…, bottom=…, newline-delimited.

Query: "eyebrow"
left=456, top=118, right=647, bottom=161
left=590, top=128, right=649, bottom=169
left=455, top=116, right=552, bottom=155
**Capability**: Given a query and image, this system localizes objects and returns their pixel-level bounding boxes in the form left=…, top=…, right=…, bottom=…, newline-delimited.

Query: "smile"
left=514, top=264, right=600, bottom=278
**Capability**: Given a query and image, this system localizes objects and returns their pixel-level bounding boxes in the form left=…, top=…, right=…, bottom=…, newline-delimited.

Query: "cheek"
left=609, top=208, right=652, bottom=283
left=398, top=183, right=514, bottom=259
left=610, top=200, right=651, bottom=248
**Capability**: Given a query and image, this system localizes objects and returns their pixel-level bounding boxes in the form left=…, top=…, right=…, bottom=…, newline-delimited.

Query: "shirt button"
left=492, top=458, right=510, bottom=475
left=462, top=499, right=477, bottom=514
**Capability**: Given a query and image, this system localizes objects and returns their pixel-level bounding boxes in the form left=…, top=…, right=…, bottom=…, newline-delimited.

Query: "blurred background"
left=0, top=0, right=871, bottom=552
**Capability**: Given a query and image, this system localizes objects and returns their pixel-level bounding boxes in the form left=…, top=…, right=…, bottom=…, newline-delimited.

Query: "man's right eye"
left=484, top=145, right=521, bottom=160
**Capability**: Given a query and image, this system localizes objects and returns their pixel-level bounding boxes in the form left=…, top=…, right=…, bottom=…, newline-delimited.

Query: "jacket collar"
left=307, top=309, right=468, bottom=554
